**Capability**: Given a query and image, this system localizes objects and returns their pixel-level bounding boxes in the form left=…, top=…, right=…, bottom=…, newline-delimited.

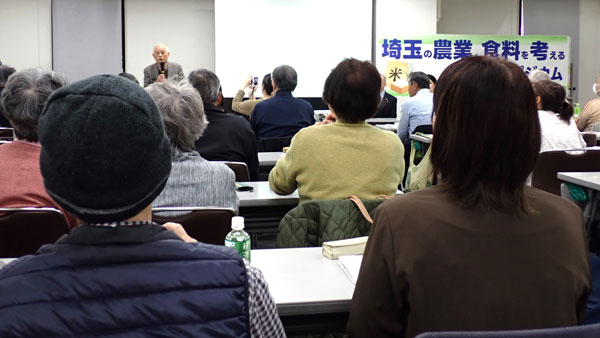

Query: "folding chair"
left=0, top=207, right=70, bottom=258
left=152, top=207, right=236, bottom=245
left=531, top=149, right=600, bottom=196
left=221, top=161, right=251, bottom=182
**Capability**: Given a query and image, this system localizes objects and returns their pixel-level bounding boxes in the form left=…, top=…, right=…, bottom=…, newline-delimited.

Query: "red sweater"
left=0, top=141, right=78, bottom=228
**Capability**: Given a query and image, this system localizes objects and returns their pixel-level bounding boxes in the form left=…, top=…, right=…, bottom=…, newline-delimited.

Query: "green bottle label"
left=225, top=232, right=251, bottom=262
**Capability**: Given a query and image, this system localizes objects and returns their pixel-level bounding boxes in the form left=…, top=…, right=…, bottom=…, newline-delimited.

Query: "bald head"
left=152, top=43, right=170, bottom=65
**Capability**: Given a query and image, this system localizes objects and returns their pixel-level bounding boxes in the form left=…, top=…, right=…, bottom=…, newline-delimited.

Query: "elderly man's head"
left=146, top=81, right=208, bottom=152
left=152, top=43, right=170, bottom=65
left=528, top=69, right=551, bottom=84
left=188, top=69, right=221, bottom=106
left=39, top=75, right=171, bottom=222
left=407, top=71, right=431, bottom=97
left=0, top=69, right=67, bottom=142
left=272, top=65, right=298, bottom=92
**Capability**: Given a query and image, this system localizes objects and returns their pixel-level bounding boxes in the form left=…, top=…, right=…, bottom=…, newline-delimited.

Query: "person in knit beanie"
left=0, top=75, right=284, bottom=337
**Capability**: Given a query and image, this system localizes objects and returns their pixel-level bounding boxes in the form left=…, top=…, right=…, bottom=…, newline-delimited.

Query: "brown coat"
left=348, top=185, right=590, bottom=338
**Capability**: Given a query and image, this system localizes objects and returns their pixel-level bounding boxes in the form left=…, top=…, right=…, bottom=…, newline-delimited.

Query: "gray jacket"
left=153, top=149, right=239, bottom=215
left=143, top=61, right=184, bottom=87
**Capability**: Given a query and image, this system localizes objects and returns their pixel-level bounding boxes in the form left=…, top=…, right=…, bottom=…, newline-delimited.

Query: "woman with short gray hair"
left=147, top=80, right=239, bottom=215
left=0, top=68, right=78, bottom=228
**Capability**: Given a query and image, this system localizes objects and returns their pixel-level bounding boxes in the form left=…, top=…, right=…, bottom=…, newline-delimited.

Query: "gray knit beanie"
left=39, top=75, right=171, bottom=223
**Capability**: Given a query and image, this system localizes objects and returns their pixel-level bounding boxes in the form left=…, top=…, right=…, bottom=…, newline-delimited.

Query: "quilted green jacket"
left=276, top=198, right=386, bottom=248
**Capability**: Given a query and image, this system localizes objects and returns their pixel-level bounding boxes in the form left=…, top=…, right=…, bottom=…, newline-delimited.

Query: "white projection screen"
left=215, top=0, right=372, bottom=98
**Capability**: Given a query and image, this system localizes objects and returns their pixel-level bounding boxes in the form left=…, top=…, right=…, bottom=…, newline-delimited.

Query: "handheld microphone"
left=160, top=62, right=165, bottom=75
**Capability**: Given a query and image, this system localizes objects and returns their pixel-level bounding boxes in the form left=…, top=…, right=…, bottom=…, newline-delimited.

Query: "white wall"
left=578, top=0, right=600, bottom=106
left=0, top=0, right=52, bottom=71
left=437, top=0, right=519, bottom=35
left=377, top=0, right=437, bottom=38
left=215, top=0, right=372, bottom=98
left=124, top=0, right=215, bottom=85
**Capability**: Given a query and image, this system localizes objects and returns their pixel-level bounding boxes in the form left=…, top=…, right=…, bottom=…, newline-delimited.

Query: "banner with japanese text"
left=376, top=34, right=570, bottom=96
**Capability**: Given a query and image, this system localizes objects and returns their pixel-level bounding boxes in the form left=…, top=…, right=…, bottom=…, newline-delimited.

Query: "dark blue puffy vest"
left=0, top=224, right=250, bottom=337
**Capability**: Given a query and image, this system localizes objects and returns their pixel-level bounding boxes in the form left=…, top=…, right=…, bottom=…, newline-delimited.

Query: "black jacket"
left=195, top=104, right=259, bottom=180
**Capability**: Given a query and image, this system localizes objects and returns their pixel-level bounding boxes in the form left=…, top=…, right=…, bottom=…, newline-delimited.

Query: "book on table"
left=321, top=236, right=368, bottom=260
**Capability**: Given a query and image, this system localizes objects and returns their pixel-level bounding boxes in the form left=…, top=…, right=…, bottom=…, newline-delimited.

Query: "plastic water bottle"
left=574, top=103, right=581, bottom=118
left=225, top=216, right=251, bottom=262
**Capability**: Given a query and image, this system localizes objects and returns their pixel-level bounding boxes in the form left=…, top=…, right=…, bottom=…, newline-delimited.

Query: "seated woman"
left=533, top=80, right=586, bottom=151
left=348, top=56, right=590, bottom=337
left=231, top=73, right=273, bottom=118
left=268, top=58, right=404, bottom=202
left=147, top=81, right=239, bottom=214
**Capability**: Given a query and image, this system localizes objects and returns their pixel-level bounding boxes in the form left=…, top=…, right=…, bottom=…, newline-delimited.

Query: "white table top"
left=237, top=181, right=298, bottom=207
left=251, top=247, right=355, bottom=315
left=557, top=172, right=600, bottom=191
left=366, top=117, right=399, bottom=124
left=258, top=152, right=285, bottom=167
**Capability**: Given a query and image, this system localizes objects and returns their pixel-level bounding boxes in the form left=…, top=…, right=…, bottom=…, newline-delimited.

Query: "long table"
left=237, top=181, right=298, bottom=248
left=258, top=152, right=284, bottom=180
left=252, top=247, right=354, bottom=335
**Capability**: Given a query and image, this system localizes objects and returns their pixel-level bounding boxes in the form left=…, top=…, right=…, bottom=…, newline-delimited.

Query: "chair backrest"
left=414, top=323, right=600, bottom=338
left=221, top=161, right=251, bottom=182
left=0, top=207, right=70, bottom=258
left=152, top=207, right=236, bottom=245
left=0, top=127, right=14, bottom=141
left=582, top=133, right=597, bottom=147
left=276, top=198, right=385, bottom=248
left=531, top=149, right=600, bottom=196
left=256, top=136, right=292, bottom=152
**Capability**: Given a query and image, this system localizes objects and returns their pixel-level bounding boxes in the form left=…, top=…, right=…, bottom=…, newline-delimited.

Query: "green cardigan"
left=268, top=121, right=404, bottom=203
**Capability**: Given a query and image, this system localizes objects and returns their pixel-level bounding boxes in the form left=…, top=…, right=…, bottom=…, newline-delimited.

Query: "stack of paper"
left=322, top=236, right=368, bottom=259
left=338, top=255, right=363, bottom=284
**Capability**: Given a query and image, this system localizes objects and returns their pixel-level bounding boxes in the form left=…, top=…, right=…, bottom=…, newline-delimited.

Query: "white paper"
left=338, top=255, right=363, bottom=284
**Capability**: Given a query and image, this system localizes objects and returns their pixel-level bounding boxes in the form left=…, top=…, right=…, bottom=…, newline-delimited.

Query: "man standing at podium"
left=143, top=43, right=185, bottom=87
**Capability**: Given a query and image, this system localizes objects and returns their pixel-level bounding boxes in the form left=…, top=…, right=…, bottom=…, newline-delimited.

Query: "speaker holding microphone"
left=160, top=62, right=166, bottom=75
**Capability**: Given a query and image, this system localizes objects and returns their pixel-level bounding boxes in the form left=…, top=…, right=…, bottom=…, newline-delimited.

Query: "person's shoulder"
left=143, top=63, right=155, bottom=72
left=384, top=92, right=397, bottom=102
left=369, top=125, right=403, bottom=144
left=526, top=187, right=582, bottom=216
left=582, top=98, right=600, bottom=111
left=377, top=187, right=447, bottom=224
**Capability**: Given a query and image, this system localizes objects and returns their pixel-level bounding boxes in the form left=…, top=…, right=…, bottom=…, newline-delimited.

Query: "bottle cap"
left=231, top=216, right=245, bottom=230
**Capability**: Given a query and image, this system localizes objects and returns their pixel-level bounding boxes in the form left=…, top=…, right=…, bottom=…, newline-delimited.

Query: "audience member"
left=533, top=80, right=585, bottom=151
left=0, top=75, right=284, bottom=337
left=118, top=72, right=139, bottom=85
left=147, top=80, right=239, bottom=214
left=189, top=69, right=259, bottom=180
left=348, top=56, right=590, bottom=337
left=397, top=71, right=433, bottom=142
left=0, top=68, right=78, bottom=228
left=143, top=43, right=185, bottom=87
left=529, top=69, right=551, bottom=83
left=250, top=65, right=315, bottom=138
left=269, top=58, right=404, bottom=202
left=427, top=74, right=436, bottom=92
left=232, top=74, right=273, bottom=117
left=0, top=64, right=17, bottom=127
left=373, top=74, right=397, bottom=118
left=577, top=73, right=600, bottom=131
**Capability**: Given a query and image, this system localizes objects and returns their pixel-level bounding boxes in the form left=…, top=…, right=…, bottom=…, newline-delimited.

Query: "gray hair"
left=529, top=69, right=551, bottom=83
left=272, top=65, right=298, bottom=91
left=146, top=80, right=208, bottom=152
left=0, top=68, right=67, bottom=142
left=408, top=71, right=431, bottom=89
left=187, top=69, right=220, bottom=105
